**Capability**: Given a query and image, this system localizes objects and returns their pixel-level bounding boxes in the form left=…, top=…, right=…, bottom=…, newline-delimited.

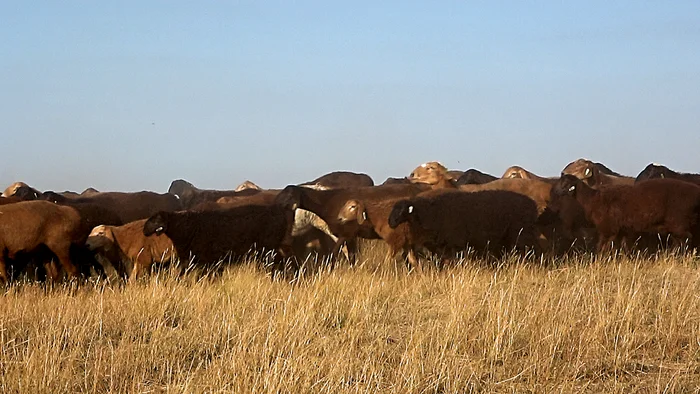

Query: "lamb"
left=636, top=163, right=700, bottom=185
left=386, top=190, right=541, bottom=262
left=86, top=219, right=176, bottom=281
left=142, top=201, right=296, bottom=272
left=551, top=175, right=700, bottom=252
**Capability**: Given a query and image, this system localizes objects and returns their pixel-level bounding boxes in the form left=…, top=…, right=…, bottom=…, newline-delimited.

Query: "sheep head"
left=409, top=161, right=450, bottom=185
left=337, top=199, right=367, bottom=225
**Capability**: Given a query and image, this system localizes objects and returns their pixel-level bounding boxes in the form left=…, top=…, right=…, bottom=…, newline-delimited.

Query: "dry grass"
left=2, top=241, right=700, bottom=393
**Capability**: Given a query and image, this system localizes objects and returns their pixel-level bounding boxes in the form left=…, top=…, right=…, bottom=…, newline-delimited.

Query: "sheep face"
left=143, top=212, right=169, bottom=236
left=552, top=175, right=582, bottom=198
left=388, top=200, right=414, bottom=229
left=637, top=163, right=670, bottom=181
left=39, top=191, right=67, bottom=203
left=2, top=182, right=30, bottom=197
left=337, top=200, right=367, bottom=225
left=86, top=225, right=115, bottom=252
left=502, top=166, right=527, bottom=179
left=409, top=162, right=450, bottom=185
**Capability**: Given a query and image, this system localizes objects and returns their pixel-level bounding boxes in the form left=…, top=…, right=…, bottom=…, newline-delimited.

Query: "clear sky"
left=2, top=1, right=699, bottom=192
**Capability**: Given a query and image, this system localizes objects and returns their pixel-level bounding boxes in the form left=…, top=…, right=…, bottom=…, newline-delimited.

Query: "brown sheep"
left=2, top=182, right=41, bottom=198
left=235, top=180, right=262, bottom=192
left=0, top=201, right=85, bottom=282
left=454, top=169, right=498, bottom=185
left=636, top=163, right=700, bottom=185
left=408, top=162, right=458, bottom=189
left=86, top=220, right=176, bottom=281
left=387, top=190, right=541, bottom=262
left=501, top=166, right=558, bottom=184
left=552, top=175, right=700, bottom=252
left=301, top=171, right=374, bottom=188
left=336, top=197, right=421, bottom=265
left=561, top=158, right=634, bottom=188
left=142, top=201, right=297, bottom=272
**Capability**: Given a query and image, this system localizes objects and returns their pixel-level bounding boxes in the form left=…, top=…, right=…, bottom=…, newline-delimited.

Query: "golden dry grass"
left=1, top=242, right=700, bottom=393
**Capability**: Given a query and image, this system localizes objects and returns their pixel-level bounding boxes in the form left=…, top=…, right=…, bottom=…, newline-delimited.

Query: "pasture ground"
left=1, top=241, right=700, bottom=393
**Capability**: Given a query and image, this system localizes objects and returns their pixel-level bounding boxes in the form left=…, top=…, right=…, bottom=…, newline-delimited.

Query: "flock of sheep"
left=1, top=158, right=699, bottom=284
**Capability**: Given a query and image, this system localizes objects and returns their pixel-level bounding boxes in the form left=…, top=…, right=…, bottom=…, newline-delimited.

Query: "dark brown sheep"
left=301, top=171, right=374, bottom=189
left=561, top=158, right=634, bottom=188
left=142, top=202, right=296, bottom=272
left=381, top=177, right=411, bottom=185
left=0, top=201, right=85, bottom=282
left=552, top=175, right=700, bottom=252
left=454, top=169, right=498, bottom=185
left=86, top=219, right=176, bottom=282
left=42, top=191, right=182, bottom=223
left=636, top=163, right=700, bottom=185
left=167, top=179, right=262, bottom=209
left=387, top=190, right=541, bottom=261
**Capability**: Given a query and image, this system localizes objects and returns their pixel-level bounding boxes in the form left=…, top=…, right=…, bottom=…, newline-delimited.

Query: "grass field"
left=1, top=241, right=700, bottom=393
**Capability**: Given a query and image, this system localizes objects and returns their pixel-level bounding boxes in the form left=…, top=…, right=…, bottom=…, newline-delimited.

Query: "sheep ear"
left=568, top=185, right=576, bottom=192
left=408, top=205, right=414, bottom=214
left=584, top=168, right=592, bottom=178
left=357, top=207, right=366, bottom=225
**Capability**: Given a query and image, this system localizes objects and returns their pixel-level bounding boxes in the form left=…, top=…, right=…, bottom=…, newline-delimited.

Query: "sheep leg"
left=0, top=254, right=8, bottom=284
left=49, top=244, right=80, bottom=281
left=596, top=235, right=616, bottom=255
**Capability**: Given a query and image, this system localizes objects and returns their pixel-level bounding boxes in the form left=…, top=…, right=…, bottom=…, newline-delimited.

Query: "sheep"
left=454, top=169, right=498, bottom=185
left=86, top=219, right=176, bottom=282
left=636, top=163, right=700, bottom=185
left=2, top=182, right=41, bottom=198
left=275, top=183, right=430, bottom=263
left=41, top=191, right=182, bottom=223
left=0, top=201, right=85, bottom=282
left=142, top=201, right=297, bottom=272
left=408, top=161, right=458, bottom=189
left=501, top=166, right=558, bottom=184
left=336, top=197, right=421, bottom=265
left=551, top=175, right=700, bottom=253
left=167, top=179, right=262, bottom=209
left=235, top=180, right=262, bottom=192
left=381, top=177, right=411, bottom=185
left=300, top=171, right=374, bottom=188
left=386, top=190, right=541, bottom=262
left=561, top=158, right=634, bottom=188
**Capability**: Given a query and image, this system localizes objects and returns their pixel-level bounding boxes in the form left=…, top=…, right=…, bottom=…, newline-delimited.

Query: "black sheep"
left=143, top=203, right=296, bottom=271
left=388, top=190, right=541, bottom=260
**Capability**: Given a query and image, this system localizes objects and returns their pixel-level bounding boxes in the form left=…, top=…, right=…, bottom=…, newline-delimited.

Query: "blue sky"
left=2, top=1, right=699, bottom=192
